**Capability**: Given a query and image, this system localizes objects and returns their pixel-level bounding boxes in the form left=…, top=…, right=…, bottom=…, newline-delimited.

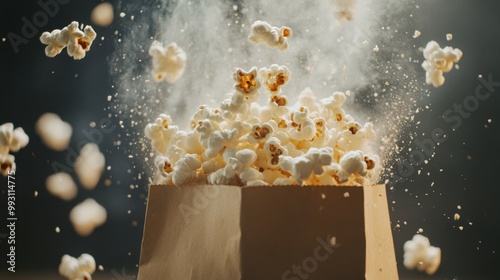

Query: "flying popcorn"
left=259, top=64, right=291, bottom=94
left=35, top=113, right=72, bottom=151
left=248, top=20, right=292, bottom=51
left=337, top=150, right=375, bottom=183
left=403, top=234, right=441, bottom=275
left=421, top=40, right=463, bottom=87
left=69, top=198, right=107, bottom=236
left=332, top=0, right=357, bottom=21
left=74, top=143, right=105, bottom=190
left=59, top=253, right=96, bottom=280
left=149, top=40, right=187, bottom=83
left=46, top=172, right=78, bottom=201
left=40, top=21, right=96, bottom=60
left=145, top=114, right=179, bottom=154
left=0, top=122, right=29, bottom=176
left=91, top=2, right=114, bottom=27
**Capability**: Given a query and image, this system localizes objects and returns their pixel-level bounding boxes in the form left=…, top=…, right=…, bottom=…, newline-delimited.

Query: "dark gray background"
left=0, top=0, right=499, bottom=279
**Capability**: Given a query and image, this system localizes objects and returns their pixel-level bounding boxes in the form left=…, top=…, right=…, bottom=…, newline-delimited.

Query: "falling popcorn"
left=69, top=198, right=107, bottom=236
left=421, top=40, right=463, bottom=87
left=248, top=20, right=292, bottom=51
left=149, top=40, right=187, bottom=83
left=403, top=234, right=441, bottom=275
left=36, top=113, right=73, bottom=151
left=75, top=143, right=105, bottom=190
left=59, top=253, right=96, bottom=280
left=0, top=123, right=29, bottom=176
left=259, top=64, right=291, bottom=94
left=46, top=172, right=78, bottom=201
left=91, top=2, right=114, bottom=27
left=40, top=21, right=96, bottom=60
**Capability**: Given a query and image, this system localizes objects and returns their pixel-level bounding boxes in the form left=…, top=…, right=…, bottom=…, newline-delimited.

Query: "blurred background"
left=0, top=0, right=499, bottom=279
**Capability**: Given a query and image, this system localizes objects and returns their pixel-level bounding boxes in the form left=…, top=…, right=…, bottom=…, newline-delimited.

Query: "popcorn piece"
left=336, top=122, right=377, bottom=151
left=220, top=91, right=250, bottom=119
left=46, top=172, right=78, bottom=201
left=207, top=165, right=238, bottom=185
left=337, top=150, right=374, bottom=183
left=233, top=67, right=261, bottom=101
left=59, top=253, right=96, bottom=280
left=190, top=105, right=223, bottom=130
left=145, top=114, right=179, bottom=154
left=248, top=20, right=292, bottom=51
left=421, top=40, right=463, bottom=87
left=40, top=21, right=96, bottom=60
left=0, top=154, right=15, bottom=176
left=289, top=106, right=316, bottom=141
left=259, top=64, right=291, bottom=94
left=35, top=113, right=72, bottom=151
left=248, top=122, right=275, bottom=144
left=74, top=143, right=105, bottom=190
left=332, top=0, right=357, bottom=21
left=149, top=41, right=187, bottom=83
left=298, top=88, right=321, bottom=113
left=0, top=122, right=29, bottom=155
left=446, top=33, right=453, bottom=41
left=320, top=91, right=347, bottom=124
left=91, top=2, right=114, bottom=27
left=279, top=147, right=333, bottom=185
left=259, top=95, right=289, bottom=122
left=263, top=137, right=288, bottom=168
left=196, top=120, right=239, bottom=158
left=413, top=30, right=421, bottom=38
left=403, top=234, right=441, bottom=275
left=154, top=156, right=174, bottom=184
left=172, top=154, right=202, bottom=186
left=69, top=199, right=107, bottom=236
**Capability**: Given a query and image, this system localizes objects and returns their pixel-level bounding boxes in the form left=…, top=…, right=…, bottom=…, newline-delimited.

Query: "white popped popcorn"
left=149, top=41, right=187, bottom=83
left=69, top=198, right=107, bottom=236
left=172, top=154, right=202, bottom=186
left=40, top=21, right=96, bottom=60
left=248, top=20, right=292, bottom=51
left=59, top=253, right=96, bottom=280
left=0, top=154, right=16, bottom=176
left=337, top=150, right=375, bottom=183
left=233, top=67, right=261, bottom=102
left=0, top=122, right=29, bottom=155
left=35, top=113, right=72, bottom=151
left=145, top=114, right=179, bottom=154
left=46, top=172, right=78, bottom=201
left=74, top=143, right=105, bottom=190
left=422, top=40, right=463, bottom=87
left=403, top=234, right=441, bottom=275
left=259, top=64, right=291, bottom=94
left=279, top=147, right=333, bottom=185
left=289, top=106, right=316, bottom=141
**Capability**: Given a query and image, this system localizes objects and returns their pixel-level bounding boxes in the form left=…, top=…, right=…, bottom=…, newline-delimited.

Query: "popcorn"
left=263, top=137, right=288, bottom=168
left=74, top=143, right=105, bottom=190
left=260, top=95, right=289, bottom=122
left=336, top=122, right=376, bottom=152
left=421, top=40, right=463, bottom=87
left=259, top=65, right=291, bottom=94
left=40, top=21, right=96, bottom=60
left=320, top=91, right=347, bottom=124
left=190, top=105, right=223, bottom=130
left=154, top=156, right=174, bottom=183
left=172, top=154, right=202, bottom=186
left=46, top=172, right=78, bottom=201
left=289, top=106, right=316, bottom=141
left=0, top=154, right=16, bottom=176
left=337, top=150, right=375, bottom=183
left=403, top=234, right=441, bottom=275
left=35, top=113, right=72, bottom=151
left=233, top=67, right=261, bottom=102
left=196, top=120, right=239, bottom=158
left=69, top=198, right=107, bottom=236
left=248, top=122, right=275, bottom=144
left=279, top=147, right=333, bottom=185
left=0, top=122, right=29, bottom=155
left=145, top=114, right=179, bottom=154
left=248, top=20, right=292, bottom=51
left=59, top=253, right=96, bottom=280
left=149, top=41, right=187, bottom=83
left=91, top=2, right=114, bottom=27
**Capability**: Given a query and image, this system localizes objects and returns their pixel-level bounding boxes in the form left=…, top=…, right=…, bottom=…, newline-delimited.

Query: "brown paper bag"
left=137, top=185, right=398, bottom=280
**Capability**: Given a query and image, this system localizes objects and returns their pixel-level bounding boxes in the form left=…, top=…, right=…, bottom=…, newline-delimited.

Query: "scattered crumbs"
left=373, top=45, right=379, bottom=52
left=343, top=192, right=350, bottom=198
left=362, top=40, right=369, bottom=47
left=89, top=122, right=96, bottom=128
left=431, top=182, right=435, bottom=187
left=232, top=5, right=238, bottom=11
left=34, top=191, right=38, bottom=197
left=457, top=205, right=462, bottom=210
left=98, top=265, right=104, bottom=271
left=330, top=236, right=337, bottom=246
left=459, top=226, right=464, bottom=231
left=107, top=95, right=112, bottom=102
left=132, top=220, right=138, bottom=227
left=454, top=213, right=460, bottom=221
left=55, top=227, right=60, bottom=233
left=418, top=228, right=424, bottom=233
left=104, top=179, right=112, bottom=187
left=1, top=38, right=6, bottom=42
left=413, top=30, right=421, bottom=38
left=120, top=12, right=126, bottom=18
left=321, top=193, right=326, bottom=199
left=446, top=33, right=453, bottom=41
left=488, top=119, right=492, bottom=123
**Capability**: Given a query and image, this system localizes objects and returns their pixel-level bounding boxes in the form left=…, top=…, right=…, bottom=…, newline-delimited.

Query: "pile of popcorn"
left=0, top=123, right=29, bottom=176
left=145, top=21, right=379, bottom=187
